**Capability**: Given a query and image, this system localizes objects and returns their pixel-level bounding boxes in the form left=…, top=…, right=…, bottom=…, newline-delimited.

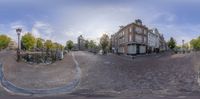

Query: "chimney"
left=135, top=19, right=142, bottom=25
left=119, top=26, right=124, bottom=29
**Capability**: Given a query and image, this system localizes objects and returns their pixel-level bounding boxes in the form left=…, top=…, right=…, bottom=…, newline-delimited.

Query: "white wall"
left=139, top=45, right=146, bottom=53
left=128, top=45, right=136, bottom=54
left=118, top=47, right=124, bottom=53
left=148, top=31, right=159, bottom=49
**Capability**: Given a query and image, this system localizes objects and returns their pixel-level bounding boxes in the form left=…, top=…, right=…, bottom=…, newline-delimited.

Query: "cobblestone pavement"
left=0, top=50, right=81, bottom=96
left=1, top=51, right=200, bottom=98
left=1, top=51, right=76, bottom=89
left=71, top=51, right=200, bottom=98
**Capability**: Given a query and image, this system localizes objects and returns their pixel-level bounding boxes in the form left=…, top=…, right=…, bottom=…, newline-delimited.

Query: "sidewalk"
left=108, top=52, right=170, bottom=62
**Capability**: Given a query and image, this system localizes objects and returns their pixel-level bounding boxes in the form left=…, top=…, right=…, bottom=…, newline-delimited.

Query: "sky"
left=0, top=0, right=200, bottom=45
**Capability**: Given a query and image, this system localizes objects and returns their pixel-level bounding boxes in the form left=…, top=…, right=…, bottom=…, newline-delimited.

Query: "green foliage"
left=52, top=42, right=59, bottom=50
left=36, top=38, right=44, bottom=49
left=85, top=40, right=89, bottom=49
left=44, top=40, right=53, bottom=50
left=100, top=34, right=109, bottom=54
left=88, top=40, right=96, bottom=49
left=0, top=35, right=11, bottom=50
left=175, top=46, right=181, bottom=49
left=190, top=36, right=200, bottom=50
left=21, top=33, right=36, bottom=50
left=66, top=40, right=74, bottom=50
left=59, top=45, right=64, bottom=50
left=167, top=37, right=176, bottom=50
left=182, top=43, right=190, bottom=49
left=52, top=42, right=64, bottom=50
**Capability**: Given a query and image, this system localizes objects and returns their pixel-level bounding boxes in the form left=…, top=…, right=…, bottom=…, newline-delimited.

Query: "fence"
left=20, top=50, right=64, bottom=64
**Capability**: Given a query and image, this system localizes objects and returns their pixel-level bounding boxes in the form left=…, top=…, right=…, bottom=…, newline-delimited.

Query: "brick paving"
left=0, top=50, right=81, bottom=96
left=0, top=51, right=200, bottom=98
left=72, top=51, right=200, bottom=97
left=1, top=51, right=76, bottom=89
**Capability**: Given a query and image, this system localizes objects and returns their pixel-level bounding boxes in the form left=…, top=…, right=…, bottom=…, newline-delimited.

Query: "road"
left=0, top=51, right=200, bottom=98
left=70, top=51, right=200, bottom=98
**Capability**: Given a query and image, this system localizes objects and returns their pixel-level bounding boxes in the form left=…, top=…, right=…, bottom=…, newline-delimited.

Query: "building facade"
left=159, top=34, right=167, bottom=52
left=111, top=34, right=117, bottom=53
left=111, top=19, right=148, bottom=55
left=78, top=35, right=86, bottom=50
left=147, top=28, right=160, bottom=53
left=111, top=19, right=167, bottom=55
left=7, top=40, right=17, bottom=50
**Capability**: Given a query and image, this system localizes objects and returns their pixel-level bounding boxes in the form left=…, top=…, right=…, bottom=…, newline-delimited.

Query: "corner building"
left=112, top=19, right=148, bottom=55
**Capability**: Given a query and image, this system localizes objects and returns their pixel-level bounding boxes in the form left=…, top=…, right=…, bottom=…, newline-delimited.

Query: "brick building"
left=111, top=19, right=148, bottom=55
left=159, top=34, right=167, bottom=52
left=111, top=19, right=167, bottom=55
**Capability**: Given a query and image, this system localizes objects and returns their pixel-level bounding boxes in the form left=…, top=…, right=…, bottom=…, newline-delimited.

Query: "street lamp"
left=182, top=40, right=185, bottom=53
left=16, top=28, right=22, bottom=62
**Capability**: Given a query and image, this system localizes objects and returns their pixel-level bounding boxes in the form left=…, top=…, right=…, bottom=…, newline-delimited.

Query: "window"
left=144, top=30, right=147, bottom=35
left=129, top=28, right=132, bottom=32
left=135, top=27, right=142, bottom=34
left=128, top=45, right=136, bottom=54
left=139, top=46, right=146, bottom=53
left=119, top=47, right=124, bottom=53
left=119, top=39, right=121, bottom=44
left=129, top=34, right=132, bottom=41
left=135, top=34, right=142, bottom=43
left=144, top=37, right=147, bottom=43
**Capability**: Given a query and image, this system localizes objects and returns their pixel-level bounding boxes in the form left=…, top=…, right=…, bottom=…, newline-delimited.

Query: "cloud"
left=54, top=6, right=135, bottom=43
left=31, top=21, right=54, bottom=39
left=155, top=24, right=200, bottom=45
left=31, top=21, right=80, bottom=45
left=10, top=21, right=26, bottom=30
left=6, top=21, right=29, bottom=42
left=1, top=0, right=200, bottom=46
left=54, top=4, right=178, bottom=43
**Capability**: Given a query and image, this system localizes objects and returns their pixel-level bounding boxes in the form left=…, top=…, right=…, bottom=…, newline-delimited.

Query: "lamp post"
left=16, top=28, right=22, bottom=62
left=182, top=40, right=185, bottom=53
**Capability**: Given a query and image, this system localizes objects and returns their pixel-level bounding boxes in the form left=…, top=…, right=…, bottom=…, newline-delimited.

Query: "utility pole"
left=16, top=28, right=22, bottom=62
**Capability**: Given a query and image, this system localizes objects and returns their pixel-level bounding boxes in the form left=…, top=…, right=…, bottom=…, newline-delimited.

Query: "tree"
left=88, top=40, right=98, bottom=53
left=167, top=37, right=176, bottom=50
left=85, top=40, right=89, bottom=49
left=36, top=38, right=44, bottom=49
left=44, top=40, right=53, bottom=51
left=190, top=36, right=200, bottom=50
left=59, top=45, right=64, bottom=50
left=100, top=34, right=109, bottom=54
left=52, top=42, right=63, bottom=50
left=52, top=42, right=59, bottom=50
left=0, top=35, right=11, bottom=50
left=66, top=40, right=74, bottom=50
left=88, top=40, right=96, bottom=49
left=21, top=33, right=36, bottom=50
